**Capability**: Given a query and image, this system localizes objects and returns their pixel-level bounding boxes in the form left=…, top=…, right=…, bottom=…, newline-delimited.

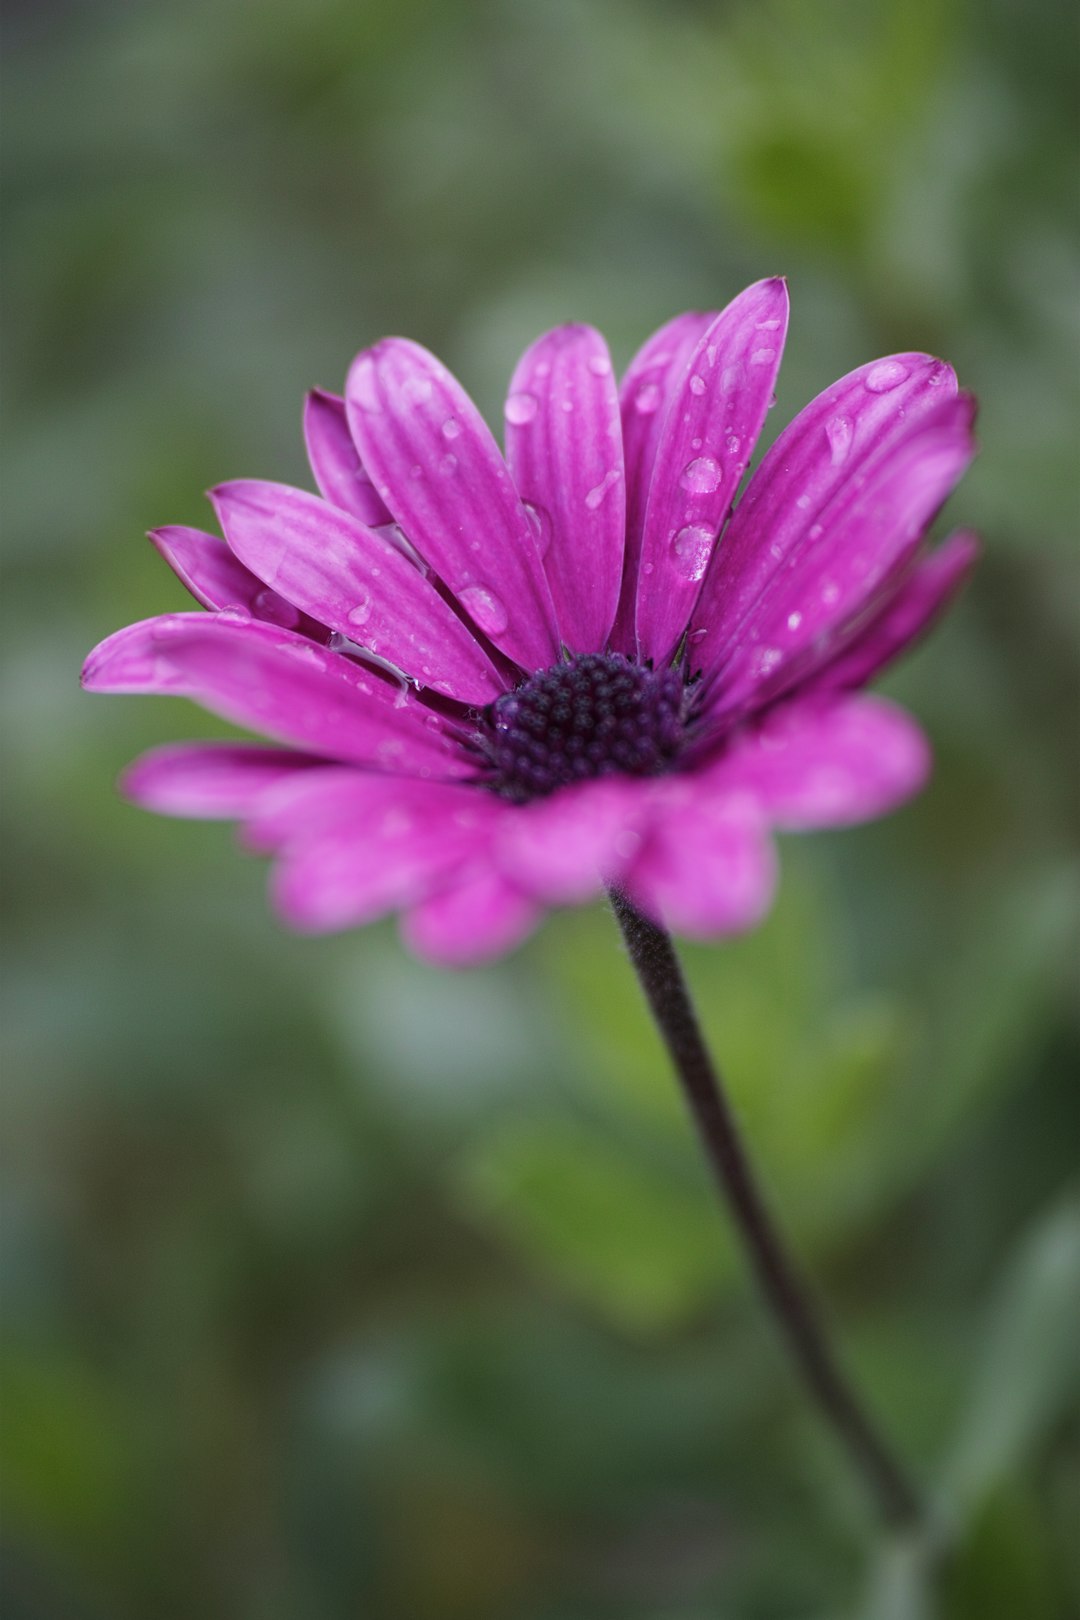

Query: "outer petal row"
left=210, top=479, right=505, bottom=704
left=82, top=613, right=469, bottom=777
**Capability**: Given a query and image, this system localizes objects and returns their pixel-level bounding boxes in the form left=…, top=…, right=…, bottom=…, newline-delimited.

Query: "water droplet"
left=796, top=494, right=811, bottom=510
left=350, top=357, right=381, bottom=412
left=215, top=604, right=252, bottom=625
left=821, top=581, right=840, bottom=606
left=289, top=641, right=326, bottom=668
left=865, top=359, right=909, bottom=394
left=534, top=360, right=551, bottom=379
left=459, top=583, right=509, bottom=636
left=725, top=434, right=741, bottom=455
left=689, top=373, right=706, bottom=396
left=585, top=468, right=621, bottom=510
left=680, top=455, right=723, bottom=494
left=505, top=391, right=538, bottom=426
left=634, top=382, right=661, bottom=414
left=439, top=453, right=458, bottom=476
left=401, top=374, right=433, bottom=405
left=523, top=501, right=551, bottom=554
left=750, top=347, right=776, bottom=366
left=442, top=417, right=461, bottom=439
left=756, top=317, right=781, bottom=331
left=560, top=398, right=574, bottom=413
left=786, top=610, right=803, bottom=631
left=253, top=590, right=300, bottom=630
left=671, top=524, right=715, bottom=581
left=587, top=353, right=612, bottom=377
left=347, top=590, right=374, bottom=627
left=705, top=344, right=718, bottom=367
left=721, top=364, right=742, bottom=392
left=825, top=415, right=853, bottom=465
left=809, top=523, right=823, bottom=539
left=753, top=646, right=783, bottom=677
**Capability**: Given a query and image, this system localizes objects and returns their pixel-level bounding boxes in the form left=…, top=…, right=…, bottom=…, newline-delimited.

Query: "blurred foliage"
left=2, top=0, right=1078, bottom=1615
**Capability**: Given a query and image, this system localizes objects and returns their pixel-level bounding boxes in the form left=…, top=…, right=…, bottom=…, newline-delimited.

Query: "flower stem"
left=608, top=888, right=922, bottom=1532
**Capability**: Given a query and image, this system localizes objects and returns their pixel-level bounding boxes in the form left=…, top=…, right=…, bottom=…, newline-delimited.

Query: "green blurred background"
left=3, top=0, right=1078, bottom=1615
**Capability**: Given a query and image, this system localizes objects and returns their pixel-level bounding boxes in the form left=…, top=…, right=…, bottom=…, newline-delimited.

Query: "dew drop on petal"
left=253, top=591, right=300, bottom=630
left=809, top=523, right=824, bottom=539
left=721, top=363, right=742, bottom=392
left=725, top=434, right=741, bottom=455
left=505, top=391, right=538, bottom=426
left=753, top=646, right=783, bottom=677
left=523, top=500, right=552, bottom=556
left=442, top=417, right=461, bottom=439
left=587, top=353, right=612, bottom=377
left=347, top=590, right=374, bottom=628
left=825, top=415, right=853, bottom=465
left=822, top=581, right=840, bottom=606
left=633, top=381, right=662, bottom=414
left=584, top=468, right=621, bottom=510
left=215, top=604, right=252, bottom=625
left=671, top=524, right=715, bottom=581
left=786, top=610, right=803, bottom=631
left=865, top=359, right=910, bottom=394
left=680, top=455, right=723, bottom=494
left=756, top=317, right=782, bottom=331
left=750, top=347, right=776, bottom=366
left=689, top=373, right=706, bottom=395
left=459, top=583, right=509, bottom=635
left=439, top=453, right=458, bottom=476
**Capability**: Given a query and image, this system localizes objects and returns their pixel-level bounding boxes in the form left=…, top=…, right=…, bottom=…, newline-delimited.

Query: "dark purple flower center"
left=476, top=652, right=689, bottom=803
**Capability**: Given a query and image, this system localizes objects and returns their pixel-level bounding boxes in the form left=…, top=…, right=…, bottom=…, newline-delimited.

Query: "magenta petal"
left=496, top=776, right=648, bottom=902
left=211, top=480, right=504, bottom=704
left=346, top=338, right=559, bottom=671
left=303, top=389, right=393, bottom=527
left=624, top=784, right=776, bottom=938
left=150, top=526, right=319, bottom=634
left=504, top=324, right=625, bottom=652
left=121, top=741, right=322, bottom=818
left=691, top=351, right=961, bottom=677
left=400, top=869, right=539, bottom=966
left=610, top=310, right=718, bottom=651
left=82, top=613, right=469, bottom=776
left=709, top=396, right=976, bottom=719
left=634, top=278, right=790, bottom=664
left=267, top=778, right=496, bottom=933
left=810, top=531, right=979, bottom=692
left=709, top=694, right=931, bottom=827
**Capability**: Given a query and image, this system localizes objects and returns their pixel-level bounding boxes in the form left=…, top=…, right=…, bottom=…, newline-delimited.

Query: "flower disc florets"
left=478, top=653, right=689, bottom=803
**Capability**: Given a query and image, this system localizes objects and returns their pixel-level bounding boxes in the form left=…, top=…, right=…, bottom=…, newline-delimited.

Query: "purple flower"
left=83, top=281, right=977, bottom=965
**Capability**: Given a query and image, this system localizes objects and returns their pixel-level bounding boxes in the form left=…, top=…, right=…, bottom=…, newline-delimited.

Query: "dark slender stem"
left=609, top=888, right=923, bottom=1532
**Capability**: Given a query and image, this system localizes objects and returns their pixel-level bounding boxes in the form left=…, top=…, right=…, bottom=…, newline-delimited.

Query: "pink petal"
left=400, top=869, right=540, bottom=966
left=151, top=525, right=324, bottom=636
left=634, top=278, right=790, bottom=665
left=611, top=310, right=717, bottom=652
left=707, top=694, right=931, bottom=828
left=267, top=777, right=497, bottom=933
left=121, top=741, right=323, bottom=818
left=504, top=324, right=625, bottom=653
left=346, top=338, right=559, bottom=672
left=82, top=613, right=469, bottom=776
left=810, top=531, right=979, bottom=692
left=707, top=396, right=976, bottom=720
left=495, top=776, right=649, bottom=902
left=622, top=783, right=776, bottom=938
left=303, top=389, right=393, bottom=527
left=690, top=351, right=961, bottom=677
left=211, top=480, right=504, bottom=705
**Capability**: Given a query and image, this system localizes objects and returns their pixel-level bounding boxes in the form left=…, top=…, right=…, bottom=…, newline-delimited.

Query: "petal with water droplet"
left=633, top=278, right=789, bottom=665
left=504, top=323, right=625, bottom=653
left=211, top=480, right=505, bottom=704
left=346, top=338, right=558, bottom=672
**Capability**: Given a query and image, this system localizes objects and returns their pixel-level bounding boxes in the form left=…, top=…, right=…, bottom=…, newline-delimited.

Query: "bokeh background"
left=3, top=0, right=1078, bottom=1615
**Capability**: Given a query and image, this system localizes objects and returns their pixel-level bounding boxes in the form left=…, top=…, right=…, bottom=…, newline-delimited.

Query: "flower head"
left=83, top=281, right=977, bottom=964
